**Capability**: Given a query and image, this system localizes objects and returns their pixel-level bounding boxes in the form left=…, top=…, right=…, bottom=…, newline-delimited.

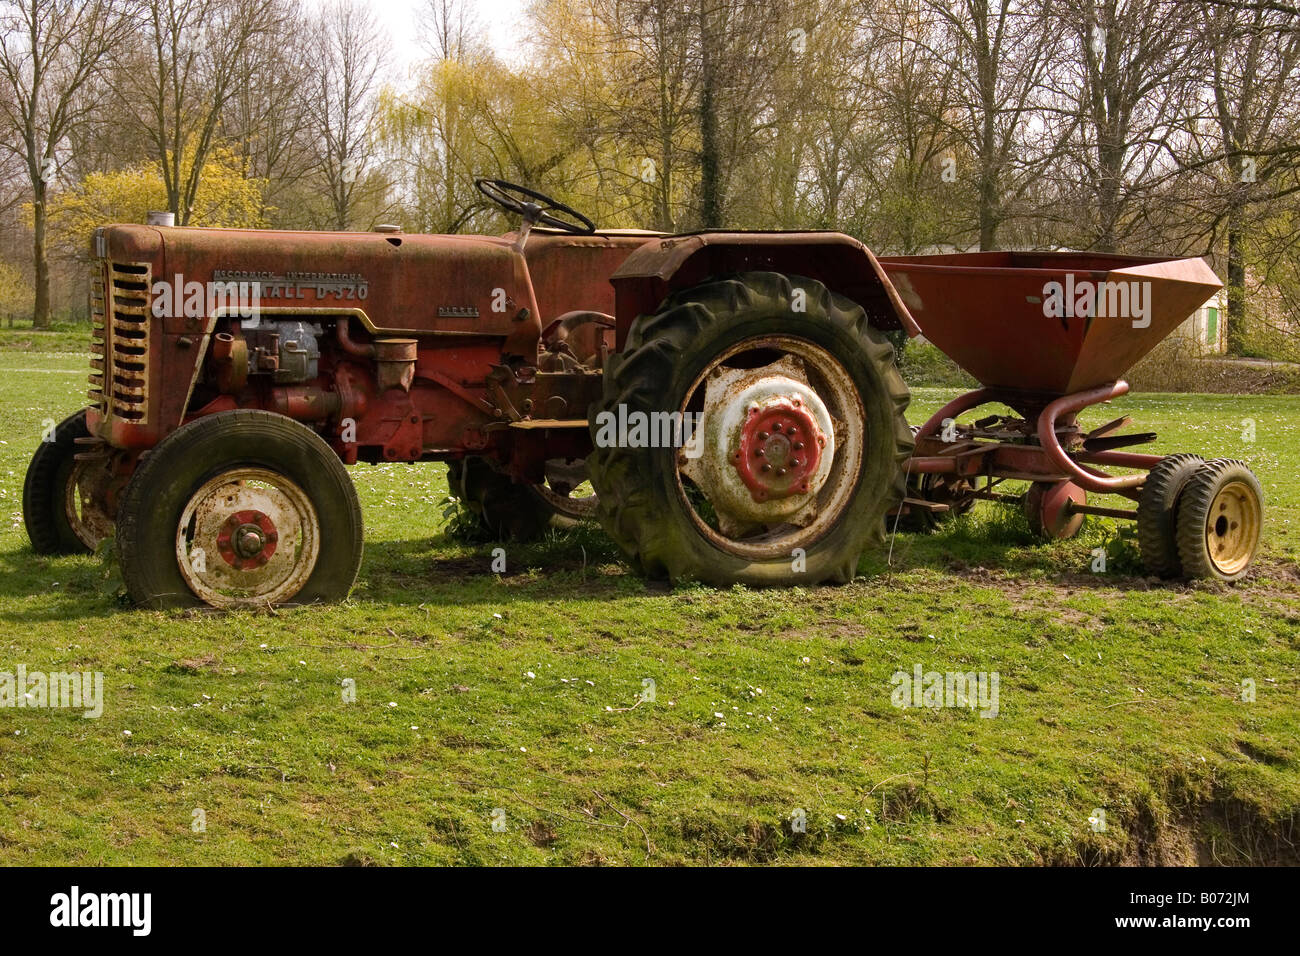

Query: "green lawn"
left=0, top=345, right=1296, bottom=865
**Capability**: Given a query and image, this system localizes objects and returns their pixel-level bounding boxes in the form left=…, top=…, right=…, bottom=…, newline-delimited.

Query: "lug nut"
left=773, top=422, right=783, bottom=432
left=793, top=442, right=804, bottom=450
left=760, top=463, right=770, bottom=472
left=755, top=448, right=764, bottom=457
left=237, top=530, right=263, bottom=557
left=758, top=431, right=769, bottom=440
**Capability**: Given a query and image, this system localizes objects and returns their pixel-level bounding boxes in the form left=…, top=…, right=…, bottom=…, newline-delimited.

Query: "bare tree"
left=0, top=0, right=129, bottom=325
left=1046, top=0, right=1203, bottom=252
left=864, top=0, right=967, bottom=253
left=1198, top=0, right=1300, bottom=351
left=307, top=0, right=387, bottom=230
left=900, top=0, right=1067, bottom=249
left=420, top=0, right=484, bottom=61
left=223, top=0, right=317, bottom=222
left=530, top=0, right=700, bottom=231
left=116, top=0, right=288, bottom=224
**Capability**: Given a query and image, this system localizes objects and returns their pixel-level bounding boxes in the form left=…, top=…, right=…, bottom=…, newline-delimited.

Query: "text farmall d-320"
left=23, top=180, right=1264, bottom=608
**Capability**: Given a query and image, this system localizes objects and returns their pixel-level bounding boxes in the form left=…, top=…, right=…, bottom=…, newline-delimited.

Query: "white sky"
left=363, top=0, right=531, bottom=85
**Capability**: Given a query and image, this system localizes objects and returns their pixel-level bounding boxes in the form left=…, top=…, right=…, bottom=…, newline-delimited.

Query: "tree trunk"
left=978, top=168, right=998, bottom=251
left=32, top=185, right=51, bottom=329
left=978, top=53, right=998, bottom=251
left=1096, top=138, right=1123, bottom=253
left=697, top=1, right=722, bottom=229
left=1225, top=202, right=1247, bottom=355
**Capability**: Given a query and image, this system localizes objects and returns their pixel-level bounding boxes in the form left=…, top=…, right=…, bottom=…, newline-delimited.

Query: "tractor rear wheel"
left=587, top=272, right=912, bottom=586
left=116, top=410, right=363, bottom=609
left=1136, top=453, right=1204, bottom=577
left=22, top=409, right=102, bottom=554
left=446, top=457, right=595, bottom=541
left=1174, top=458, right=1263, bottom=582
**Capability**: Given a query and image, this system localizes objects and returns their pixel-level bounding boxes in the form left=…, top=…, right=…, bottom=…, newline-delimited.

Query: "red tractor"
left=24, top=180, right=916, bottom=608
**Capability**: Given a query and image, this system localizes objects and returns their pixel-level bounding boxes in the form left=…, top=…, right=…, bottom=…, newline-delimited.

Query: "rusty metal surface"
left=175, top=467, right=320, bottom=607
left=86, top=223, right=644, bottom=465
left=611, top=231, right=920, bottom=350
left=1024, top=480, right=1088, bottom=539
left=675, top=336, right=864, bottom=558
left=523, top=231, right=655, bottom=324
left=879, top=251, right=1223, bottom=393
left=906, top=378, right=1172, bottom=505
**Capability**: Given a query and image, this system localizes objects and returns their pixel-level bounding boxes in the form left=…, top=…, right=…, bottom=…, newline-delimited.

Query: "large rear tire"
left=116, top=410, right=363, bottom=609
left=587, top=272, right=912, bottom=586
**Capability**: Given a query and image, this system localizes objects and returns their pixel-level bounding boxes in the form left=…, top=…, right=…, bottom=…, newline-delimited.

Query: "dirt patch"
left=676, top=813, right=791, bottom=862
left=525, top=819, right=559, bottom=847
left=930, top=560, right=1298, bottom=606
left=1052, top=779, right=1300, bottom=866
left=165, top=653, right=221, bottom=674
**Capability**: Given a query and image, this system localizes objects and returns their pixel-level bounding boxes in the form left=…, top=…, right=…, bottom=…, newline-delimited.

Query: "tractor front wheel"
left=116, top=410, right=363, bottom=609
left=22, top=409, right=111, bottom=554
left=587, top=272, right=912, bottom=586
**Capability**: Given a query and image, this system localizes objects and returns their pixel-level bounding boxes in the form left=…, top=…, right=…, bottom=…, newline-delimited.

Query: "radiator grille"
left=87, top=264, right=106, bottom=413
left=89, top=260, right=151, bottom=423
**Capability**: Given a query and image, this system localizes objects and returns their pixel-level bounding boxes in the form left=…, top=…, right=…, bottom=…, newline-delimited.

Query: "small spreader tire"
left=1174, top=458, right=1264, bottom=582
left=588, top=271, right=912, bottom=586
left=117, top=410, right=363, bottom=609
left=1136, top=453, right=1203, bottom=577
left=22, top=409, right=93, bottom=555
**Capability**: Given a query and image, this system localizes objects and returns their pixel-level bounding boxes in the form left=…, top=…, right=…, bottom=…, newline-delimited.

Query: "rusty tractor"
left=22, top=180, right=1262, bottom=608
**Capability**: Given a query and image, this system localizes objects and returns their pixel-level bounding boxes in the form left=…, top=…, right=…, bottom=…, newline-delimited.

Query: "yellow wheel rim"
left=1204, top=479, right=1261, bottom=576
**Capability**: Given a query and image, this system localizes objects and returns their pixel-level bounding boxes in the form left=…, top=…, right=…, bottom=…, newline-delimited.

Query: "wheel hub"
left=176, top=469, right=319, bottom=607
left=65, top=456, right=119, bottom=550
left=1206, top=479, right=1259, bottom=575
left=217, top=510, right=279, bottom=569
left=682, top=357, right=837, bottom=531
left=731, top=397, right=825, bottom=501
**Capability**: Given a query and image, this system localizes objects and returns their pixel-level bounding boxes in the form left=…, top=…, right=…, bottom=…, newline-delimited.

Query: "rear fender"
left=609, top=232, right=920, bottom=350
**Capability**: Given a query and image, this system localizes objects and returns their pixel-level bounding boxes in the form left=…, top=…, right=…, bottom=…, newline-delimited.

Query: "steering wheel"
left=475, top=178, right=596, bottom=235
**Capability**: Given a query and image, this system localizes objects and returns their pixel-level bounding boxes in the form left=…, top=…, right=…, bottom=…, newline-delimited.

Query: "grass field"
left=0, top=342, right=1296, bottom=865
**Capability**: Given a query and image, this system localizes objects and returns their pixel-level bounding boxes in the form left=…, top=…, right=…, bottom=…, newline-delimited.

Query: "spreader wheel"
left=587, top=271, right=912, bottom=586
left=1136, top=453, right=1204, bottom=577
left=116, top=410, right=363, bottom=609
left=1174, top=458, right=1263, bottom=582
left=22, top=409, right=106, bottom=554
left=1023, top=480, right=1086, bottom=539
left=447, top=457, right=595, bottom=541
